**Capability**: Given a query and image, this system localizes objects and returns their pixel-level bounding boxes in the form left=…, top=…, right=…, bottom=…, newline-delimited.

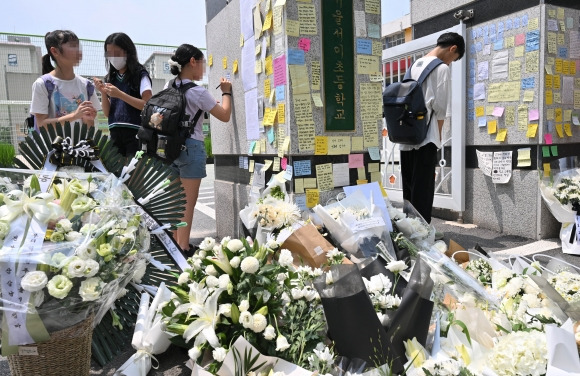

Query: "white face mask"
left=108, top=56, right=127, bottom=71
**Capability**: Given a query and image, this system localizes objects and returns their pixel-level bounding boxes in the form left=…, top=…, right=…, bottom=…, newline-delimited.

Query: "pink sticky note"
left=348, top=154, right=365, bottom=168
left=529, top=109, right=539, bottom=121
left=298, top=38, right=311, bottom=52
left=544, top=133, right=553, bottom=144
left=492, top=107, right=505, bottom=117
left=273, top=55, right=287, bottom=86
left=515, top=33, right=525, bottom=46
left=281, top=157, right=288, bottom=170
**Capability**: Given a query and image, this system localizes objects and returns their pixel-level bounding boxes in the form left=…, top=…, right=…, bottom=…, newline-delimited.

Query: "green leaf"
left=231, top=303, right=240, bottom=324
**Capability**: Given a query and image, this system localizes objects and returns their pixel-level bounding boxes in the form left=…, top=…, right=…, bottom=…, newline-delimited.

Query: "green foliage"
left=0, top=143, right=15, bottom=167
left=205, top=133, right=213, bottom=158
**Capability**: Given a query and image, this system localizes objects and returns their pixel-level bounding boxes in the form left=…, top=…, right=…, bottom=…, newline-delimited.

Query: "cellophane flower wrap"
left=387, top=200, right=435, bottom=256
left=161, top=237, right=329, bottom=374
left=0, top=172, right=150, bottom=354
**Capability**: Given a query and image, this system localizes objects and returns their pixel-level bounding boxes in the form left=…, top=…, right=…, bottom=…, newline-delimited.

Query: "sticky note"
left=551, top=145, right=559, bottom=157
left=306, top=189, right=319, bottom=208
left=556, top=123, right=564, bottom=137
left=517, top=148, right=531, bottom=167
left=529, top=109, right=539, bottom=121
left=496, top=128, right=507, bottom=142
left=475, top=106, right=485, bottom=117
left=543, top=163, right=551, bottom=177
left=348, top=154, right=365, bottom=168
left=249, top=159, right=255, bottom=172
left=492, top=107, right=505, bottom=117
left=564, top=123, right=572, bottom=137
left=222, top=57, right=228, bottom=69
left=542, top=146, right=550, bottom=158
left=526, top=123, right=538, bottom=138
left=233, top=60, right=239, bottom=74
left=294, top=179, right=304, bottom=194
left=488, top=120, right=497, bottom=134
left=368, top=147, right=380, bottom=160
left=314, top=136, right=328, bottom=155
left=357, top=167, right=366, bottom=181
left=544, top=133, right=553, bottom=144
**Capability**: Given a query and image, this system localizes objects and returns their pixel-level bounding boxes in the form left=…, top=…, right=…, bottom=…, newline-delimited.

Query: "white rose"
left=239, top=299, right=250, bottom=312
left=178, top=272, right=190, bottom=285
left=277, top=272, right=288, bottom=283
left=218, top=274, right=230, bottom=289
left=205, top=265, right=218, bottom=276
left=230, top=256, right=241, bottom=268
left=227, top=239, right=244, bottom=252
left=219, top=303, right=232, bottom=317
left=252, top=313, right=268, bottom=333
left=79, top=277, right=104, bottom=301
left=276, top=335, right=291, bottom=351
left=56, top=218, right=73, bottom=233
left=240, top=311, right=253, bottom=329
left=278, top=249, right=294, bottom=267
left=47, top=275, right=73, bottom=299
left=241, top=256, right=260, bottom=274
left=66, top=257, right=86, bottom=278
left=212, top=347, right=227, bottom=362
left=386, top=260, right=407, bottom=273
left=263, top=325, right=276, bottom=340
left=188, top=346, right=202, bottom=360
left=21, top=271, right=48, bottom=292
left=206, top=275, right=220, bottom=288
left=199, top=237, right=216, bottom=251
left=65, top=231, right=82, bottom=242
left=71, top=196, right=97, bottom=215
left=291, top=288, right=303, bottom=300
left=76, top=244, right=97, bottom=260
left=83, top=259, right=100, bottom=278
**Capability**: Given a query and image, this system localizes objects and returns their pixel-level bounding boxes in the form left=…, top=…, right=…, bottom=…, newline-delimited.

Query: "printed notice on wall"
left=476, top=150, right=493, bottom=177
left=492, top=151, right=512, bottom=184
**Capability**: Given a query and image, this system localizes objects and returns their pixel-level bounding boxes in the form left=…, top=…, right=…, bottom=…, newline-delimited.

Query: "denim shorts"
left=171, top=138, right=207, bottom=179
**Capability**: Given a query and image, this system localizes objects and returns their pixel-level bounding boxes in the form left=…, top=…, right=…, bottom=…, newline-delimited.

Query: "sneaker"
left=182, top=244, right=198, bottom=258
left=434, top=231, right=444, bottom=240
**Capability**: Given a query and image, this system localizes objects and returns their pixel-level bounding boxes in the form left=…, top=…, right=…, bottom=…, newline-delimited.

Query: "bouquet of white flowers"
left=0, top=172, right=150, bottom=356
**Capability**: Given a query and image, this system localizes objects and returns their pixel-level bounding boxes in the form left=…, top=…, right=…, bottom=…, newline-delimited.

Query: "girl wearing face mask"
left=31, top=30, right=100, bottom=129
left=94, top=32, right=152, bottom=156
left=168, top=44, right=232, bottom=255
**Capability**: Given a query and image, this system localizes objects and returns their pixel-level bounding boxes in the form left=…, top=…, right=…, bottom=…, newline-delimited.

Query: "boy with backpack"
left=395, top=32, right=464, bottom=226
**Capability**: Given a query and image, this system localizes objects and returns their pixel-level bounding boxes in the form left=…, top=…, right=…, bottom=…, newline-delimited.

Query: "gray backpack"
left=382, top=58, right=443, bottom=145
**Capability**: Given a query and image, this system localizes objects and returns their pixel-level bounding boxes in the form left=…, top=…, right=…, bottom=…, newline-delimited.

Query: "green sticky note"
left=550, top=145, right=558, bottom=157
left=542, top=146, right=550, bottom=157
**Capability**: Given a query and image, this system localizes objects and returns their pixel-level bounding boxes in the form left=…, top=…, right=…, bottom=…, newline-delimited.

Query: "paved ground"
left=1, top=165, right=578, bottom=375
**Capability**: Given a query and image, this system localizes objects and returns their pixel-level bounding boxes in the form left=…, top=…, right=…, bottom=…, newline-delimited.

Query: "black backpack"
left=382, top=58, right=443, bottom=145
left=138, top=79, right=203, bottom=164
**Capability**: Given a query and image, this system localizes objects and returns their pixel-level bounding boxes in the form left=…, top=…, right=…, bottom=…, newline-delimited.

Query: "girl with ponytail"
left=167, top=44, right=232, bottom=255
left=30, top=30, right=101, bottom=128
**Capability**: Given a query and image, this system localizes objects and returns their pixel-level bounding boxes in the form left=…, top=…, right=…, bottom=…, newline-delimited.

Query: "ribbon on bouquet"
left=44, top=136, right=107, bottom=173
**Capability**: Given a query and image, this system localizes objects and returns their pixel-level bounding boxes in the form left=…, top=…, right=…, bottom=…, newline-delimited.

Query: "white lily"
left=0, top=190, right=63, bottom=223
left=173, top=282, right=209, bottom=317
left=183, top=288, right=225, bottom=347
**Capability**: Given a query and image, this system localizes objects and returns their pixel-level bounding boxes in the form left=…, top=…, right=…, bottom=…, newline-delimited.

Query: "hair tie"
left=168, top=59, right=181, bottom=73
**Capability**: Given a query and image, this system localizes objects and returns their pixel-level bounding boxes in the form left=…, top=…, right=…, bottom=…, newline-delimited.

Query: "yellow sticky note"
left=208, top=55, right=213, bottom=67
left=273, top=157, right=280, bottom=171
left=487, top=120, right=497, bottom=134
left=556, top=123, right=564, bottom=137
left=357, top=180, right=368, bottom=185
left=496, top=128, right=507, bottom=142
left=306, top=189, right=319, bottom=208
left=327, top=136, right=351, bottom=155
left=547, top=108, right=555, bottom=120
left=555, top=59, right=563, bottom=73
left=528, top=17, right=539, bottom=30
left=514, top=46, right=524, bottom=58
left=314, top=136, right=328, bottom=155
left=526, top=123, right=538, bottom=138
left=546, top=90, right=553, bottom=105
left=543, top=163, right=551, bottom=178
left=249, top=159, right=255, bottom=172
left=255, top=43, right=261, bottom=56
left=264, top=79, right=271, bottom=99
left=523, top=90, right=534, bottom=102
left=486, top=106, right=495, bottom=116
left=265, top=55, right=273, bottom=76
left=262, top=10, right=273, bottom=31
left=351, top=137, right=363, bottom=151
left=294, top=179, right=304, bottom=194
left=261, top=139, right=267, bottom=153
left=254, top=140, right=261, bottom=154
left=475, top=106, right=485, bottom=117
left=255, top=59, right=263, bottom=74
left=545, top=74, right=553, bottom=88
left=222, top=57, right=227, bottom=69
left=286, top=19, right=300, bottom=37
left=303, top=178, right=317, bottom=189
left=316, top=163, right=334, bottom=191
left=571, top=61, right=577, bottom=75
left=277, top=103, right=285, bottom=124
left=312, top=92, right=323, bottom=107
left=564, top=123, right=572, bottom=137
left=555, top=108, right=563, bottom=122
left=357, top=167, right=366, bottom=181
left=233, top=60, right=239, bottom=74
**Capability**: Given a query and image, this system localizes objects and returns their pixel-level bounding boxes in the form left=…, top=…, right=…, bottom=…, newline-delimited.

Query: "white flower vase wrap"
left=114, top=283, right=172, bottom=376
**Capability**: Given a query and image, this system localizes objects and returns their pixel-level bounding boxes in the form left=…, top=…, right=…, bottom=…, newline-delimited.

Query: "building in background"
left=382, top=14, right=412, bottom=85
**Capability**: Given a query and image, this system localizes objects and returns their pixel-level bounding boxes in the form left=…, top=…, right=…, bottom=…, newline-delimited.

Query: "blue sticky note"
left=521, top=15, right=528, bottom=27
left=294, top=195, right=307, bottom=210
left=506, top=19, right=512, bottom=30
left=368, top=147, right=380, bottom=160
left=521, top=77, right=535, bottom=89
left=475, top=42, right=483, bottom=52
left=467, top=100, right=475, bottom=110
left=490, top=34, right=496, bottom=43
left=470, top=45, right=476, bottom=55
left=469, top=59, right=476, bottom=69
left=497, top=31, right=504, bottom=40
left=267, top=127, right=275, bottom=144
left=287, top=48, right=305, bottom=65
left=558, top=47, right=568, bottom=58
left=368, top=23, right=380, bottom=38
left=483, top=36, right=489, bottom=45
left=547, top=121, right=554, bottom=133
left=489, top=24, right=496, bottom=36
left=477, top=116, right=487, bottom=128
left=498, top=22, right=504, bottom=33
left=468, top=87, right=474, bottom=99
left=293, top=160, right=311, bottom=176
left=249, top=141, right=256, bottom=155
left=467, top=111, right=475, bottom=121
left=471, top=29, right=477, bottom=40
left=477, top=27, right=483, bottom=38
left=356, top=39, right=372, bottom=55
left=493, top=39, right=503, bottom=50
left=513, top=17, right=520, bottom=28
left=470, top=75, right=476, bottom=85
left=469, top=69, right=476, bottom=78
left=483, top=25, right=489, bottom=36
left=275, top=85, right=285, bottom=101
left=525, top=30, right=540, bottom=52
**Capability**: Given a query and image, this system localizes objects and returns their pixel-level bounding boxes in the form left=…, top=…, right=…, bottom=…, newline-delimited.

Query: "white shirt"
left=30, top=75, right=102, bottom=125
left=398, top=56, right=451, bottom=150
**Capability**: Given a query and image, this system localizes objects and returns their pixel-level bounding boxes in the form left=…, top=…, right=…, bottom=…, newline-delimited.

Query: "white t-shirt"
left=30, top=75, right=102, bottom=125
left=165, top=78, right=218, bottom=141
left=139, top=75, right=152, bottom=96
left=398, top=56, right=451, bottom=151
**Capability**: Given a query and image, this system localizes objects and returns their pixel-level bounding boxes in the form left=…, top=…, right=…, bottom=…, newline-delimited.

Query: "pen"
left=216, top=84, right=221, bottom=89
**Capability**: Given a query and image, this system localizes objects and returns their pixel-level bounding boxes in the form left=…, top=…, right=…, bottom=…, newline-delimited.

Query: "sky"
left=4, top=0, right=410, bottom=48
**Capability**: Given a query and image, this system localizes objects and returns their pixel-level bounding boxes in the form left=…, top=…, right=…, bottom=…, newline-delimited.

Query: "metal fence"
left=0, top=32, right=185, bottom=149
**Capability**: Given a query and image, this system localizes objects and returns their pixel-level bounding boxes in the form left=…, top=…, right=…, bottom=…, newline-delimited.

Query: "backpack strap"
left=416, top=58, right=444, bottom=85
left=41, top=74, right=55, bottom=98
left=171, top=79, right=200, bottom=129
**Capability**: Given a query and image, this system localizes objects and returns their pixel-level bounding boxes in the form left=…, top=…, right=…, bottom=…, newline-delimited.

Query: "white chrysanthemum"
left=206, top=275, right=220, bottom=288
left=199, top=237, right=216, bottom=251
left=263, top=325, right=276, bottom=340
left=212, top=347, right=227, bottom=362
left=488, top=330, right=547, bottom=376
left=326, top=247, right=343, bottom=259
left=178, top=272, right=190, bottom=285
left=240, top=256, right=260, bottom=274
left=386, top=260, right=407, bottom=273
left=240, top=311, right=253, bottom=329
left=302, top=286, right=318, bottom=301
left=55, top=218, right=73, bottom=233
left=220, top=236, right=231, bottom=246
left=291, top=288, right=303, bottom=300
left=252, top=313, right=267, bottom=333
left=21, top=271, right=48, bottom=292
left=313, top=345, right=334, bottom=363
left=278, top=249, right=294, bottom=267
left=218, top=274, right=230, bottom=289
left=65, top=231, right=82, bottom=242
left=229, top=256, right=241, bottom=268
left=226, top=239, right=244, bottom=252
left=277, top=272, right=288, bottom=283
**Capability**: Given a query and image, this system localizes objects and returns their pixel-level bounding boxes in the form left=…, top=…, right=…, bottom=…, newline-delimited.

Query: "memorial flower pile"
left=0, top=172, right=150, bottom=354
